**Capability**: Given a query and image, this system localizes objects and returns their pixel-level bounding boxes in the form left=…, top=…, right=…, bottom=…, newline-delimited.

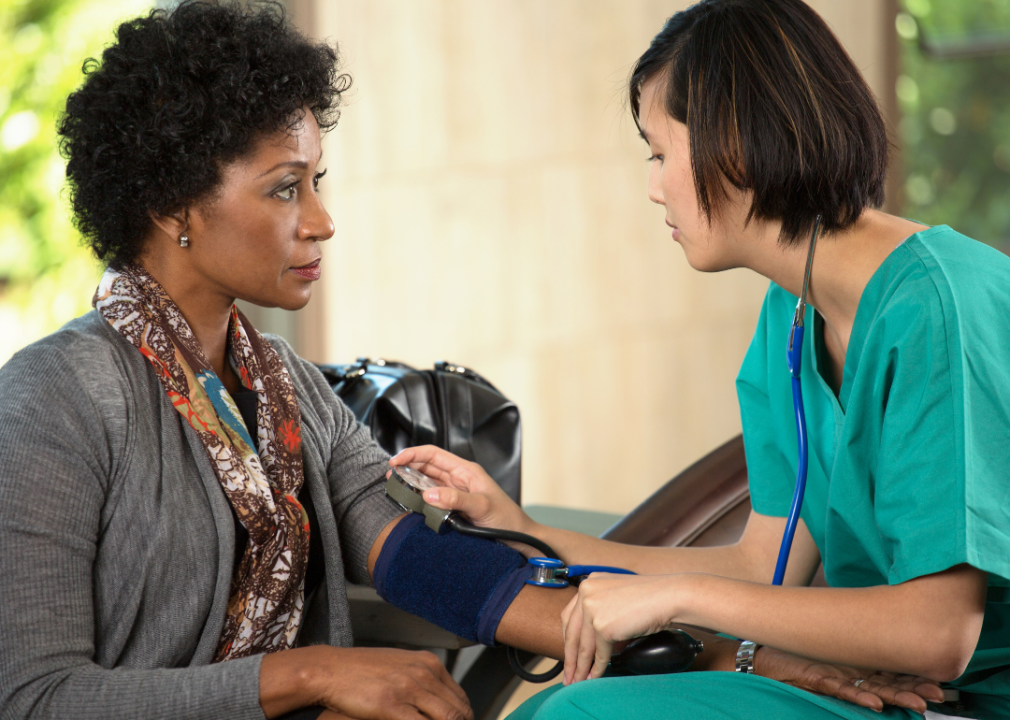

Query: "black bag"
left=317, top=359, right=522, bottom=504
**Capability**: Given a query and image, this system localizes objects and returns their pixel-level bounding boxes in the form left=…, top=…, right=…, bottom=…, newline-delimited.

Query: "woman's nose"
left=300, top=193, right=335, bottom=242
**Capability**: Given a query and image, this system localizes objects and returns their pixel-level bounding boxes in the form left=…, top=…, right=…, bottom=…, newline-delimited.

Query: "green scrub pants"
left=506, top=672, right=922, bottom=719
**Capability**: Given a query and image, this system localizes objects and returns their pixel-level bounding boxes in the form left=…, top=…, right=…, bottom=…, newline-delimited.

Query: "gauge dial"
left=391, top=466, right=439, bottom=492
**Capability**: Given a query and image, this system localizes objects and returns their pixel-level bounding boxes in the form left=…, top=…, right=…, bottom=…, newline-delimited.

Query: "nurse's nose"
left=647, top=159, right=665, bottom=206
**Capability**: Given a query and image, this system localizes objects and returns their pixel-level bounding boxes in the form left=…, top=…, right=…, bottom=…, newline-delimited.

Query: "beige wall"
left=303, top=0, right=890, bottom=514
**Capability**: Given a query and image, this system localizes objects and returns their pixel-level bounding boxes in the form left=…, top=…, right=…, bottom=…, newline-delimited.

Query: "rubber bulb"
left=608, top=630, right=703, bottom=676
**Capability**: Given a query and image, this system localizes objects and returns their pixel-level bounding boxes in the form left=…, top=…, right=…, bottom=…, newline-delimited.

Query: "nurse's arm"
left=658, top=562, right=986, bottom=681
left=364, top=517, right=869, bottom=676
left=506, top=508, right=822, bottom=586
left=362, top=517, right=947, bottom=713
left=393, top=446, right=822, bottom=587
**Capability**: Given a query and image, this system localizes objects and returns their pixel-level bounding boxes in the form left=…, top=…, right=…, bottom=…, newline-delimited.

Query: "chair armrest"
left=602, top=434, right=749, bottom=548
left=522, top=505, right=623, bottom=538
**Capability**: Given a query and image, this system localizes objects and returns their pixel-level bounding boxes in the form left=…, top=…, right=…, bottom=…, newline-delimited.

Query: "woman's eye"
left=276, top=184, right=297, bottom=201
left=647, top=154, right=663, bottom=163
left=313, top=168, right=327, bottom=191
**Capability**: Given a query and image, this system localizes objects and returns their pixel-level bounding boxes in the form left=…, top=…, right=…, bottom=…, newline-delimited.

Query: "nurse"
left=392, top=0, right=1010, bottom=717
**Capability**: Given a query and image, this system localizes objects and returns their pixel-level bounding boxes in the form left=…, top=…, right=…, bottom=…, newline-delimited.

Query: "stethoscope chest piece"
left=526, top=557, right=570, bottom=588
left=385, top=466, right=453, bottom=533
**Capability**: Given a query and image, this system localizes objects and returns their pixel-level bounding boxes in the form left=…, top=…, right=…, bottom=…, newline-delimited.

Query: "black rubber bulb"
left=608, top=630, right=704, bottom=676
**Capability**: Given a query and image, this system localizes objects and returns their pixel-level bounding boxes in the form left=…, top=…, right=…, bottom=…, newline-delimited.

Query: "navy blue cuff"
left=372, top=512, right=529, bottom=644
left=373, top=513, right=423, bottom=598
left=476, top=564, right=535, bottom=646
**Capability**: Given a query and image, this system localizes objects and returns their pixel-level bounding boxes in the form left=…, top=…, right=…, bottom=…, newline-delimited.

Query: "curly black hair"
left=58, top=0, right=348, bottom=267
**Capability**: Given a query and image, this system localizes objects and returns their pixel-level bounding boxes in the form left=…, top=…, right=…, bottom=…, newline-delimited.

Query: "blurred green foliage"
left=0, top=0, right=147, bottom=363
left=898, top=0, right=1010, bottom=250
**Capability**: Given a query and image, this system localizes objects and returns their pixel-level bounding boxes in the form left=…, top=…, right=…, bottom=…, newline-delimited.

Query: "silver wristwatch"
left=735, top=640, right=760, bottom=673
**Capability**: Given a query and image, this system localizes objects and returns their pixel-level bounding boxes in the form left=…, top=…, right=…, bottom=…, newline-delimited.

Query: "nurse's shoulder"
left=890, top=226, right=1010, bottom=340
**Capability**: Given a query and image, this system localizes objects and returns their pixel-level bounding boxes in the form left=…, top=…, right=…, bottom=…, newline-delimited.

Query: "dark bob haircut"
left=630, top=0, right=888, bottom=244
left=58, top=0, right=347, bottom=267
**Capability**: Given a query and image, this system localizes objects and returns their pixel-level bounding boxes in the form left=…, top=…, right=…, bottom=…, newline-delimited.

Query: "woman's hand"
left=695, top=633, right=945, bottom=712
left=560, top=573, right=682, bottom=684
left=389, top=445, right=535, bottom=541
left=755, top=646, right=945, bottom=714
left=313, top=647, right=470, bottom=720
left=261, top=645, right=472, bottom=720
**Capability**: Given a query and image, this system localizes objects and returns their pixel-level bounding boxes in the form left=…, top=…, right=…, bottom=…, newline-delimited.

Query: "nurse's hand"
left=560, top=572, right=680, bottom=684
left=755, top=646, right=945, bottom=713
left=388, top=445, right=535, bottom=540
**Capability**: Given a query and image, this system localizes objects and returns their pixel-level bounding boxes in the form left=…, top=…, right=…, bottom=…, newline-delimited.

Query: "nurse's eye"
left=647, top=154, right=663, bottom=163
left=313, top=168, right=327, bottom=191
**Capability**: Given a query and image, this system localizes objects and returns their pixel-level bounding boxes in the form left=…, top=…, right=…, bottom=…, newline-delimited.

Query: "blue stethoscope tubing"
left=772, top=214, right=822, bottom=587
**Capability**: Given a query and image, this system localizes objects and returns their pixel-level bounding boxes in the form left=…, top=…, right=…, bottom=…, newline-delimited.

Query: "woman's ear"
left=149, top=209, right=189, bottom=245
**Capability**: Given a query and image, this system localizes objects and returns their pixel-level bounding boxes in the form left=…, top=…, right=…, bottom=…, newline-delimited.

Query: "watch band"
left=735, top=640, right=760, bottom=673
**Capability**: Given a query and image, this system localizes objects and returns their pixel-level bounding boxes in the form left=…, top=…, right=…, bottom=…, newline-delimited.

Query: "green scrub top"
left=739, top=225, right=1010, bottom=715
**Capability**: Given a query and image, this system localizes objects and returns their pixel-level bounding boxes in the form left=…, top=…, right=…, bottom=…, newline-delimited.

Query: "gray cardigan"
left=0, top=311, right=401, bottom=720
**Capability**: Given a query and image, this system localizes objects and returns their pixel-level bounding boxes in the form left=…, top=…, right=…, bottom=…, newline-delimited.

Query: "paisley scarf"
left=94, top=264, right=309, bottom=661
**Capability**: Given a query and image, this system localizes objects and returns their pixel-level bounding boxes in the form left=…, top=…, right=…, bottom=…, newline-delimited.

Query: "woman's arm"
left=675, top=630, right=944, bottom=713
left=0, top=340, right=470, bottom=720
left=256, top=518, right=477, bottom=719
left=389, top=445, right=822, bottom=586
left=0, top=343, right=274, bottom=720
left=561, top=563, right=987, bottom=684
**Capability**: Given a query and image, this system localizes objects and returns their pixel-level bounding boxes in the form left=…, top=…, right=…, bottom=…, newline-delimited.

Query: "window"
left=896, top=0, right=1010, bottom=252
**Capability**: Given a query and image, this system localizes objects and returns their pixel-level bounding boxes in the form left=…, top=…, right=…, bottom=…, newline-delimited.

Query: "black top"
left=230, top=387, right=324, bottom=600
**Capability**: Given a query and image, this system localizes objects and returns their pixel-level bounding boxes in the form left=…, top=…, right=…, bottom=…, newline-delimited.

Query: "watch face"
left=391, top=466, right=439, bottom=492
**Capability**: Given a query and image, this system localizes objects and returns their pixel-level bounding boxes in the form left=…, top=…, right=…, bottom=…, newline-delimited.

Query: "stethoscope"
left=774, top=214, right=822, bottom=586
left=386, top=467, right=703, bottom=683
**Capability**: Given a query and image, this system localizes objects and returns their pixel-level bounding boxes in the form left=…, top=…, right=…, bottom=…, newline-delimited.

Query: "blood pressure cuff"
left=372, top=513, right=533, bottom=645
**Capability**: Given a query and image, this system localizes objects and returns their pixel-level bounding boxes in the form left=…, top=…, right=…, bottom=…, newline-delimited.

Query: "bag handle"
left=335, top=358, right=500, bottom=392
left=434, top=361, right=499, bottom=392
left=341, top=357, right=403, bottom=382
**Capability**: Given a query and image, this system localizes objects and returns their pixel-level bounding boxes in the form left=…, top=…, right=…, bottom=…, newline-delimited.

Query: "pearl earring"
left=179, top=235, right=189, bottom=248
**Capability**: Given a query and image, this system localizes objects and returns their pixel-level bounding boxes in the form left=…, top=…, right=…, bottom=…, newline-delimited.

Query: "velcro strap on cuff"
left=372, top=513, right=532, bottom=645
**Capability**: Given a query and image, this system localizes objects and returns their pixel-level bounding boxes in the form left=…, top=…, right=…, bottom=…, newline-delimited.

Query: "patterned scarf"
left=94, top=264, right=309, bottom=661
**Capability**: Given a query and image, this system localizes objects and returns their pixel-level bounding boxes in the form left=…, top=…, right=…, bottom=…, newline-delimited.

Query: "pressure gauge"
left=385, top=466, right=453, bottom=533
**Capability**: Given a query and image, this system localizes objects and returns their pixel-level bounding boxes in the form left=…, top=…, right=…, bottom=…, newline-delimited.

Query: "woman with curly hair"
left=0, top=3, right=495, bottom=719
